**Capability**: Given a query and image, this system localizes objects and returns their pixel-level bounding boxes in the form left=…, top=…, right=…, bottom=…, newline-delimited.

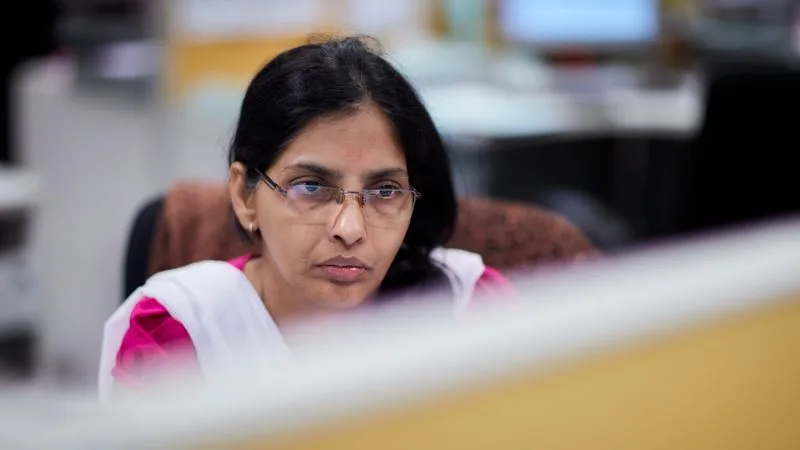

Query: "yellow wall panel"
left=200, top=295, right=800, bottom=450
left=164, top=34, right=320, bottom=100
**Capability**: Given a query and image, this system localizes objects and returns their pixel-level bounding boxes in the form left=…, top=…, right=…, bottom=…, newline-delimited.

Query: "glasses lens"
left=363, top=188, right=415, bottom=219
left=279, top=184, right=417, bottom=224
left=285, top=184, right=340, bottom=214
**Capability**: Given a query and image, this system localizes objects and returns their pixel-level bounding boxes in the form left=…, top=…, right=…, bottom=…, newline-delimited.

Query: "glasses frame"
left=254, top=168, right=421, bottom=212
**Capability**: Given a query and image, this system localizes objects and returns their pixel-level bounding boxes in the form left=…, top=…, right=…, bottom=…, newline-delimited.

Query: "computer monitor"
left=498, top=0, right=660, bottom=52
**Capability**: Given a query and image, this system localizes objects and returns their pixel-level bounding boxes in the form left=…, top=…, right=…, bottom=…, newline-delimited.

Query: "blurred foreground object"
left=1, top=215, right=799, bottom=449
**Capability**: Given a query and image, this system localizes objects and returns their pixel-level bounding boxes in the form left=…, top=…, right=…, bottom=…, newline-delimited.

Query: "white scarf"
left=98, top=247, right=485, bottom=400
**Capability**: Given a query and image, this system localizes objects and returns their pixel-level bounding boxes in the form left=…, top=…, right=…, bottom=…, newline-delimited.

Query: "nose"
left=329, top=196, right=366, bottom=247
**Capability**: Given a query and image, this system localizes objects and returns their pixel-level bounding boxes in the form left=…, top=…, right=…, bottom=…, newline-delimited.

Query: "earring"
left=249, top=222, right=256, bottom=234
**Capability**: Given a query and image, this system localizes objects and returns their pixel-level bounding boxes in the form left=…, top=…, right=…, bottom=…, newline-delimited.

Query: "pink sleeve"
left=112, top=298, right=198, bottom=388
left=469, top=266, right=520, bottom=313
left=475, top=266, right=514, bottom=295
left=112, top=255, right=251, bottom=387
left=227, top=253, right=252, bottom=271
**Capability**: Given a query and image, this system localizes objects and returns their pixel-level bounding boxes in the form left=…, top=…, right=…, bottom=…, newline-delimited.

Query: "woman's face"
left=231, top=103, right=413, bottom=310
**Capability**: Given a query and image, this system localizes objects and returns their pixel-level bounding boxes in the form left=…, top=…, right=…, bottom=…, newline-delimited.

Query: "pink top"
left=113, top=255, right=512, bottom=385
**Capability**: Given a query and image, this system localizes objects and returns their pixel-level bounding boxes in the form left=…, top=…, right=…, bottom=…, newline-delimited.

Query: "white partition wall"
left=1, top=217, right=799, bottom=449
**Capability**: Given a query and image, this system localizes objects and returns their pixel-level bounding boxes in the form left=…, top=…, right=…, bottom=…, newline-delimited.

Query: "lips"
left=318, top=256, right=369, bottom=284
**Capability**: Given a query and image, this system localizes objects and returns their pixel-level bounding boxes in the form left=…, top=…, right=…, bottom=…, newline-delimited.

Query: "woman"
left=99, top=36, right=511, bottom=398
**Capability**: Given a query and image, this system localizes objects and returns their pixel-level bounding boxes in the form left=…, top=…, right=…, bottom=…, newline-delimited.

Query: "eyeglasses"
left=255, top=169, right=420, bottom=224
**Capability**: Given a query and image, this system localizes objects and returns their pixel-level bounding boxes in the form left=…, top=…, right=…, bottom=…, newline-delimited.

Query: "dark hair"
left=228, top=35, right=458, bottom=297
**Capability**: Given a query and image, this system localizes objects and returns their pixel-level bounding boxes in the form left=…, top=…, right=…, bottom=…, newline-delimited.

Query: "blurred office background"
left=1, top=0, right=799, bottom=388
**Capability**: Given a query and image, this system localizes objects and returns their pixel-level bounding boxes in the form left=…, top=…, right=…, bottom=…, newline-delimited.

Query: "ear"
left=228, top=162, right=258, bottom=231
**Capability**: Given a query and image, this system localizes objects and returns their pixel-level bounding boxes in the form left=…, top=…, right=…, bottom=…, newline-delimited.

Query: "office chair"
left=123, top=182, right=599, bottom=299
left=123, top=197, right=163, bottom=299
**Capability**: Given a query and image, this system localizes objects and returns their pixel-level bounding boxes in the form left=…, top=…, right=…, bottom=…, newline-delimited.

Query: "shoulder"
left=477, top=266, right=511, bottom=287
left=122, top=297, right=192, bottom=348
left=112, top=297, right=197, bottom=386
left=109, top=257, right=251, bottom=383
left=144, top=254, right=250, bottom=291
left=466, top=266, right=520, bottom=315
left=147, top=259, right=238, bottom=286
left=139, top=259, right=248, bottom=312
left=429, top=248, right=512, bottom=288
left=428, top=247, right=516, bottom=312
left=475, top=266, right=514, bottom=296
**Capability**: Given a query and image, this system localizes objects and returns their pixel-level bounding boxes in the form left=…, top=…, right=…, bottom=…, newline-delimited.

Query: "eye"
left=375, top=184, right=400, bottom=199
left=289, top=180, right=325, bottom=195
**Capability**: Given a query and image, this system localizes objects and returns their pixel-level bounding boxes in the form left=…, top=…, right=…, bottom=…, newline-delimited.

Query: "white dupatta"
left=98, top=247, right=485, bottom=400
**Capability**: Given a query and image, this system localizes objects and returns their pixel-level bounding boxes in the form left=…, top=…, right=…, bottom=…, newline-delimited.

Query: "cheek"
left=258, top=210, right=317, bottom=270
left=372, top=222, right=411, bottom=268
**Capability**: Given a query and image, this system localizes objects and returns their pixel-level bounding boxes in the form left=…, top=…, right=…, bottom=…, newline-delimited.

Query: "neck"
left=243, top=255, right=330, bottom=328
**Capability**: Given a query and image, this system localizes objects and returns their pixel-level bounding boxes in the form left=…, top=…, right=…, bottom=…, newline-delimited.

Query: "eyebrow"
left=283, top=163, right=343, bottom=179
left=365, top=167, right=408, bottom=181
left=283, top=163, right=407, bottom=181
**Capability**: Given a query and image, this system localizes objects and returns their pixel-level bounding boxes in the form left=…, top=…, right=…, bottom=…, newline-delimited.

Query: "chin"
left=313, top=282, right=373, bottom=309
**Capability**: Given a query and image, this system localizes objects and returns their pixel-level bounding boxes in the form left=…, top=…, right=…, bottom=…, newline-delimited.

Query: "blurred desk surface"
left=422, top=77, right=702, bottom=141
left=17, top=57, right=703, bottom=144
left=389, top=43, right=704, bottom=141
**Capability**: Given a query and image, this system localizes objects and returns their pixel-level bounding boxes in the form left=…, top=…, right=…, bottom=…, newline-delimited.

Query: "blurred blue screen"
left=499, top=0, right=659, bottom=46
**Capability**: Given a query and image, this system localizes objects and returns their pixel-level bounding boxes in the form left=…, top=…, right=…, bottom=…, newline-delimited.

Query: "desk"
left=422, top=78, right=701, bottom=141
left=183, top=66, right=703, bottom=220
left=389, top=45, right=703, bottom=224
left=424, top=78, right=702, bottom=238
left=387, top=43, right=703, bottom=140
left=180, top=65, right=704, bottom=142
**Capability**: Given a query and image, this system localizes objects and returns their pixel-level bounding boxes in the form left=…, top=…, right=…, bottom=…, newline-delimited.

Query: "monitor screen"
left=498, top=0, right=659, bottom=47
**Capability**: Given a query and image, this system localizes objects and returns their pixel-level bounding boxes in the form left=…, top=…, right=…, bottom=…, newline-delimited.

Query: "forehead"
left=273, top=103, right=406, bottom=174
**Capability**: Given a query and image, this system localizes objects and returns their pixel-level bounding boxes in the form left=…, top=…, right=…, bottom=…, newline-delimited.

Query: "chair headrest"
left=147, top=181, right=596, bottom=276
